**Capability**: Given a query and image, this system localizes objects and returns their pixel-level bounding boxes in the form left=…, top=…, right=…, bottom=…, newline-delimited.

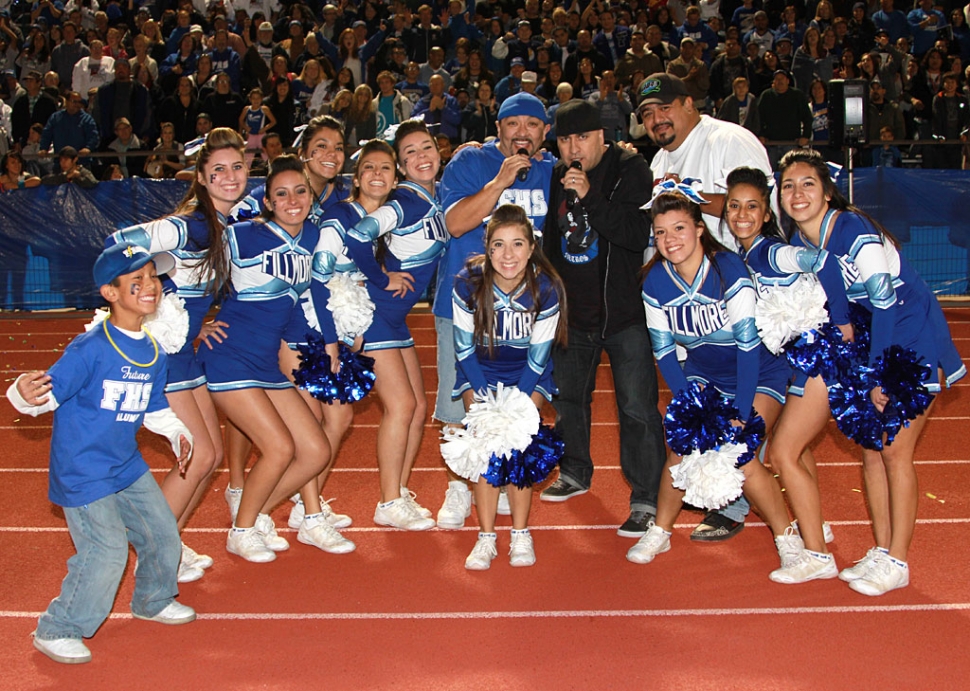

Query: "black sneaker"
left=540, top=477, right=588, bottom=503
left=690, top=511, right=744, bottom=542
left=617, top=510, right=655, bottom=538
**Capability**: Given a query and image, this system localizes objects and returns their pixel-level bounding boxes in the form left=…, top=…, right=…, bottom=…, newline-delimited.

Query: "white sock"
left=478, top=531, right=497, bottom=540
left=510, top=528, right=531, bottom=537
left=449, top=480, right=469, bottom=492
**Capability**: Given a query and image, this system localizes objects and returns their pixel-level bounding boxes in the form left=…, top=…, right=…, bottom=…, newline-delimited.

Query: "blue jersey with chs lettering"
left=642, top=251, right=761, bottom=418
left=46, top=325, right=169, bottom=507
left=452, top=267, right=560, bottom=398
left=435, top=141, right=555, bottom=319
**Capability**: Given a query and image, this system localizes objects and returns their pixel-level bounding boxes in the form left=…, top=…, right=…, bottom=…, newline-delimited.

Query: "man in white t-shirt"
left=636, top=72, right=772, bottom=542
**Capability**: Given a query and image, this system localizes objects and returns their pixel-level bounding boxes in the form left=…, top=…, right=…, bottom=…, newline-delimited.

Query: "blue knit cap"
left=497, top=92, right=548, bottom=124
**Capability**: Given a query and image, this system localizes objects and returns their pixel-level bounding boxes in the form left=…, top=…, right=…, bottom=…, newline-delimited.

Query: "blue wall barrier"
left=0, top=170, right=967, bottom=311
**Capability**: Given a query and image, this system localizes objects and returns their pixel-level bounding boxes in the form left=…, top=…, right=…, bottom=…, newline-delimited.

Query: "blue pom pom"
left=333, top=343, right=376, bottom=403
left=293, top=333, right=340, bottom=403
left=730, top=413, right=766, bottom=467
left=481, top=424, right=564, bottom=489
left=786, top=303, right=871, bottom=381
left=664, top=381, right=736, bottom=456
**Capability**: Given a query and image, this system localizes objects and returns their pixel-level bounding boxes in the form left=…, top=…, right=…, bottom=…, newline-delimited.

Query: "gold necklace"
left=102, top=318, right=159, bottom=368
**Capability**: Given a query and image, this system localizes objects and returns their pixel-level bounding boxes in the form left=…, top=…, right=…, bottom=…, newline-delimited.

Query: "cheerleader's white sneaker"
left=849, top=553, right=909, bottom=596
left=509, top=529, right=535, bottom=567
left=224, top=486, right=242, bottom=523
left=254, top=513, right=289, bottom=552
left=792, top=519, right=835, bottom=544
left=769, top=549, right=838, bottom=584
left=400, top=487, right=433, bottom=519
left=227, top=527, right=276, bottom=563
left=288, top=496, right=353, bottom=530
left=436, top=482, right=472, bottom=529
left=297, top=514, right=356, bottom=554
left=839, top=547, right=889, bottom=582
left=374, top=497, right=436, bottom=531
left=465, top=533, right=498, bottom=570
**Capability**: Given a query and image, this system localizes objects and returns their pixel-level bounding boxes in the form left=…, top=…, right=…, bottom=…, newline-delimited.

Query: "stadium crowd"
left=1, top=0, right=969, bottom=187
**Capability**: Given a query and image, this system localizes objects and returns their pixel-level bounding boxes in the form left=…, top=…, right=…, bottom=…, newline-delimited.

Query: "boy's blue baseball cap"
left=497, top=92, right=548, bottom=124
left=94, top=242, right=176, bottom=287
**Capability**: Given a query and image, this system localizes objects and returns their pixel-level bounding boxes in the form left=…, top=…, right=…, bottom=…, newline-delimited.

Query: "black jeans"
left=552, top=323, right=666, bottom=511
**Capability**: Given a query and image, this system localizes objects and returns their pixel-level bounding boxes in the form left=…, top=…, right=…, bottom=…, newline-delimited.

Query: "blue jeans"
left=36, top=471, right=181, bottom=641
left=433, top=316, right=465, bottom=425
left=551, top=324, right=666, bottom=511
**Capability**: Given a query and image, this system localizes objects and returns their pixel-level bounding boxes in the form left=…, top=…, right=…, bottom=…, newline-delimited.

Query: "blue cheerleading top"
left=317, top=199, right=367, bottom=275
left=642, top=251, right=760, bottom=419
left=231, top=179, right=350, bottom=226
left=452, top=267, right=560, bottom=399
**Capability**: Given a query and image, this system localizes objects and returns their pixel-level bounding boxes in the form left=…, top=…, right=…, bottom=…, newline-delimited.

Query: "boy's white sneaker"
left=227, top=526, right=276, bottom=563
left=33, top=635, right=91, bottom=664
left=509, top=530, right=536, bottom=567
left=436, top=483, right=472, bottom=529
left=297, top=515, right=356, bottom=554
left=181, top=542, right=213, bottom=570
left=465, top=533, right=499, bottom=570
left=374, top=497, right=436, bottom=530
left=400, top=487, right=433, bottom=519
left=132, top=601, right=196, bottom=625
left=769, top=549, right=838, bottom=584
left=224, top=486, right=242, bottom=523
left=839, top=546, right=889, bottom=582
left=254, top=513, right=289, bottom=551
left=849, top=553, right=910, bottom=596
left=626, top=525, right=671, bottom=564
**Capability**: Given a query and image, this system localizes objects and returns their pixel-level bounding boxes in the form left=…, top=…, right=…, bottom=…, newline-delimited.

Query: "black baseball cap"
left=636, top=73, right=689, bottom=107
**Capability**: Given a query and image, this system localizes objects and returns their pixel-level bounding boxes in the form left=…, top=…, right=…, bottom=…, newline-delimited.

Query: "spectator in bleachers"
left=72, top=39, right=113, bottom=100
left=104, top=116, right=144, bottom=178
left=191, top=52, right=217, bottom=100
left=679, top=5, right=718, bottom=64
left=709, top=36, right=750, bottom=108
left=644, top=24, right=680, bottom=70
left=520, top=70, right=542, bottom=102
left=276, top=20, right=305, bottom=70
left=159, top=32, right=198, bottom=95
left=950, top=10, right=970, bottom=66
left=40, top=90, right=99, bottom=156
left=138, top=19, right=168, bottom=65
left=373, top=69, right=412, bottom=138
left=743, top=11, right=775, bottom=58
left=158, top=74, right=200, bottom=144
left=145, top=119, right=185, bottom=178
left=265, top=75, right=294, bottom=146
left=413, top=73, right=460, bottom=141
left=907, top=0, right=947, bottom=58
left=615, top=27, right=664, bottom=89
left=409, top=5, right=446, bottom=65
left=495, top=56, right=525, bottom=102
left=318, top=25, right=384, bottom=88
left=654, top=6, right=680, bottom=45
left=201, top=71, right=243, bottom=131
left=328, top=87, right=352, bottom=125
left=565, top=30, right=607, bottom=83
left=345, top=82, right=376, bottom=147
left=716, top=75, right=754, bottom=126
left=130, top=33, right=159, bottom=85
left=0, top=22, right=20, bottom=78
left=445, top=38, right=471, bottom=77
left=837, top=46, right=861, bottom=78
left=241, top=21, right=275, bottom=90
left=248, top=130, right=283, bottom=177
left=872, top=29, right=908, bottom=100
left=317, top=4, right=344, bottom=43
left=210, top=28, right=241, bottom=94
left=396, top=61, right=428, bottom=106
left=810, top=0, right=834, bottom=35
left=537, top=61, right=565, bottom=102
left=493, top=18, right=541, bottom=73
left=545, top=81, right=571, bottom=140
left=846, top=2, right=877, bottom=58
left=420, top=46, right=452, bottom=89
left=774, top=35, right=795, bottom=71
left=11, top=70, right=57, bottom=145
left=792, top=26, right=835, bottom=93
left=747, top=69, right=812, bottom=167
left=462, top=78, right=498, bottom=142
left=594, top=8, right=631, bottom=70
left=775, top=5, right=807, bottom=48
left=206, top=15, right=246, bottom=58
left=749, top=48, right=780, bottom=95
left=294, top=57, right=329, bottom=121
left=165, top=9, right=194, bottom=55
left=41, top=145, right=98, bottom=187
left=0, top=150, right=41, bottom=191
left=730, top=0, right=758, bottom=34
left=870, top=123, right=903, bottom=166
left=453, top=49, right=494, bottom=96
left=21, top=122, right=47, bottom=174
left=103, top=26, right=127, bottom=61
left=588, top=69, right=632, bottom=140
left=931, top=71, right=970, bottom=168
left=667, top=37, right=710, bottom=107
left=872, top=0, right=911, bottom=44
left=16, top=28, right=51, bottom=81
left=51, top=21, right=87, bottom=90
left=573, top=56, right=599, bottom=100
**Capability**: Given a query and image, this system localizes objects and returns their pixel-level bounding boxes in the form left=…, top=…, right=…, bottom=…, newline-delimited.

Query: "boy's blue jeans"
left=35, top=471, right=181, bottom=641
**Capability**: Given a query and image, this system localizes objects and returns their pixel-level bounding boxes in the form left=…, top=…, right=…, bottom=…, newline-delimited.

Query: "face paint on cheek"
left=210, top=174, right=217, bottom=184
left=130, top=284, right=140, bottom=295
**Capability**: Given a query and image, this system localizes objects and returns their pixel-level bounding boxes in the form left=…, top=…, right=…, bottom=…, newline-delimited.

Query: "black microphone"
left=565, top=160, right=582, bottom=209
left=516, top=148, right=530, bottom=181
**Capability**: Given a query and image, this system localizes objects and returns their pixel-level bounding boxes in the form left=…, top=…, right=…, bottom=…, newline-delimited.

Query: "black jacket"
left=542, top=143, right=653, bottom=339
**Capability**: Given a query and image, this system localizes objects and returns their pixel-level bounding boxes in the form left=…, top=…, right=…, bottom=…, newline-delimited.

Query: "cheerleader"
left=452, top=205, right=567, bottom=569
left=722, top=166, right=848, bottom=545
left=345, top=119, right=449, bottom=531
left=223, top=116, right=352, bottom=530
left=282, top=139, right=398, bottom=531
left=199, top=155, right=346, bottom=563
left=768, top=149, right=965, bottom=594
left=239, top=87, right=277, bottom=168
left=105, top=128, right=247, bottom=583
left=626, top=190, right=797, bottom=575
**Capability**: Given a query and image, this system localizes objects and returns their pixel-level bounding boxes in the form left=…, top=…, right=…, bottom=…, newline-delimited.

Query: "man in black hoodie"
left=540, top=99, right=665, bottom=539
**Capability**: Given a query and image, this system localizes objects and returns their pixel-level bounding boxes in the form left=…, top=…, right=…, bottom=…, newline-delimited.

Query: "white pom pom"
left=84, top=308, right=111, bottom=332
left=669, top=442, right=747, bottom=510
left=327, top=272, right=375, bottom=341
left=755, top=275, right=830, bottom=354
left=438, top=384, right=541, bottom=481
left=144, top=294, right=190, bottom=354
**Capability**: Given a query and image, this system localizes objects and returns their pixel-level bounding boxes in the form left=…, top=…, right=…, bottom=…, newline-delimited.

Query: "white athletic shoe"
left=132, top=601, right=196, bottom=625
left=374, top=497, right=436, bottom=531
left=177, top=561, right=204, bottom=584
left=465, top=533, right=498, bottom=570
left=400, top=487, right=433, bottom=519
left=288, top=496, right=353, bottom=530
left=224, top=486, right=242, bottom=523
left=626, top=525, right=671, bottom=564
left=840, top=547, right=889, bottom=582
left=497, top=488, right=511, bottom=516
left=33, top=634, right=92, bottom=664
left=254, top=513, right=289, bottom=552
left=436, top=483, right=472, bottom=529
left=792, top=519, right=835, bottom=544
left=227, top=526, right=276, bottom=563
left=181, top=542, right=214, bottom=570
left=297, top=515, right=356, bottom=554
left=509, top=530, right=536, bottom=567
left=769, top=549, right=838, bottom=584
left=775, top=526, right=806, bottom=569
left=849, top=553, right=909, bottom=596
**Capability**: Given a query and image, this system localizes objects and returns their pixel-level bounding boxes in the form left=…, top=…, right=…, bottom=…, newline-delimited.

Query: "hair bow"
left=641, top=178, right=710, bottom=210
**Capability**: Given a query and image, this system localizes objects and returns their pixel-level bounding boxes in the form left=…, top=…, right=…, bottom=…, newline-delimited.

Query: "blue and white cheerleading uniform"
left=642, top=251, right=791, bottom=419
left=198, top=219, right=337, bottom=390
left=452, top=268, right=560, bottom=401
left=740, top=234, right=849, bottom=396
left=345, top=181, right=449, bottom=350
left=791, top=210, right=965, bottom=391
left=107, top=212, right=220, bottom=393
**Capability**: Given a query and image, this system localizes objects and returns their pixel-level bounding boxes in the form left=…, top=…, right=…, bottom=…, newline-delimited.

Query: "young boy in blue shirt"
left=6, top=242, right=196, bottom=665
